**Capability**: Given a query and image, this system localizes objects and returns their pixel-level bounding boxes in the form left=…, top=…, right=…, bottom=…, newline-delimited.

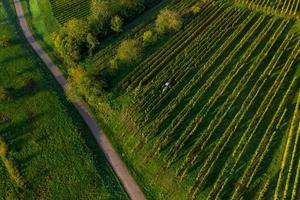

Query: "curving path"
left=13, top=0, right=146, bottom=199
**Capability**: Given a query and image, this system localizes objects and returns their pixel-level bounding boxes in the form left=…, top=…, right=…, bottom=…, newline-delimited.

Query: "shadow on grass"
left=2, top=1, right=129, bottom=198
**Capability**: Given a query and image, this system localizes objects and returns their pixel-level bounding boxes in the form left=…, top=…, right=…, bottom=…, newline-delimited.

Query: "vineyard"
left=116, top=1, right=300, bottom=199
left=91, top=0, right=200, bottom=69
left=22, top=0, right=300, bottom=198
left=233, top=0, right=300, bottom=16
left=49, top=0, right=90, bottom=24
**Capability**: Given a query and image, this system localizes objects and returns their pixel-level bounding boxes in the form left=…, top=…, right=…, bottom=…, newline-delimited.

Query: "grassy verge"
left=0, top=0, right=127, bottom=199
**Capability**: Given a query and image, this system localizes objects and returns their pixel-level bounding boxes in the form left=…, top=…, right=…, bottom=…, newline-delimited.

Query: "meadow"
left=0, top=1, right=127, bottom=199
left=22, top=0, right=300, bottom=199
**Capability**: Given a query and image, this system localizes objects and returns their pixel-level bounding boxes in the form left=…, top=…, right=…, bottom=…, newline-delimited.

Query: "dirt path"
left=13, top=1, right=146, bottom=199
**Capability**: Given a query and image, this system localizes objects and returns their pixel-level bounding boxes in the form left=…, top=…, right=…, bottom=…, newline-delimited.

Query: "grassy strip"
left=0, top=137, right=26, bottom=189
left=0, top=1, right=128, bottom=199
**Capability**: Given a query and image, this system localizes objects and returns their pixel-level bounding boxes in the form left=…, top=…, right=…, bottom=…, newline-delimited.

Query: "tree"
left=142, top=30, right=157, bottom=46
left=116, top=0, right=144, bottom=17
left=65, top=66, right=100, bottom=101
left=52, top=19, right=89, bottom=62
left=89, top=0, right=112, bottom=35
left=111, top=16, right=123, bottom=32
left=90, top=0, right=112, bottom=21
left=117, top=39, right=142, bottom=63
left=155, top=9, right=182, bottom=35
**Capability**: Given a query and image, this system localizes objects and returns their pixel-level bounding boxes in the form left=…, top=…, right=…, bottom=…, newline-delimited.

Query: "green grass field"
left=19, top=0, right=300, bottom=199
left=0, top=1, right=127, bottom=199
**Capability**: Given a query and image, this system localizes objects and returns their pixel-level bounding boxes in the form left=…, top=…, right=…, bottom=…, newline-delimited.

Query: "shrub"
left=142, top=30, right=157, bottom=46
left=0, top=35, right=10, bottom=48
left=0, top=86, right=9, bottom=101
left=191, top=3, right=202, bottom=15
left=117, top=38, right=142, bottom=63
left=65, top=66, right=103, bottom=101
left=4, top=158, right=26, bottom=189
left=0, top=137, right=25, bottom=188
left=155, top=9, right=182, bottom=35
left=110, top=57, right=120, bottom=71
left=65, top=66, right=91, bottom=101
left=111, top=16, right=123, bottom=32
left=52, top=19, right=92, bottom=62
left=87, top=33, right=100, bottom=55
left=0, top=137, right=8, bottom=157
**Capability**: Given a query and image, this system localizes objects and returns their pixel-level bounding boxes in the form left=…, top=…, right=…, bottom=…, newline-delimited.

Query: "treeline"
left=51, top=0, right=205, bottom=103
left=53, top=0, right=164, bottom=63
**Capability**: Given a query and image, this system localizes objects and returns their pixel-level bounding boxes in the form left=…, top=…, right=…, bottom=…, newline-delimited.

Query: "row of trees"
left=51, top=2, right=202, bottom=103
left=53, top=7, right=183, bottom=64
left=89, top=0, right=145, bottom=36
left=53, top=0, right=151, bottom=63
left=114, top=9, right=182, bottom=66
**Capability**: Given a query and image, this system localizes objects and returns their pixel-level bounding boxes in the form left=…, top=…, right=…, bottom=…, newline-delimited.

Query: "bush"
left=142, top=30, right=157, bottom=46
left=117, top=38, right=142, bottom=63
left=191, top=3, right=202, bottom=15
left=0, top=112, right=11, bottom=123
left=0, top=35, right=10, bottom=48
left=65, top=66, right=103, bottom=101
left=4, top=158, right=26, bottom=189
left=0, top=86, right=9, bottom=101
left=110, top=57, right=120, bottom=71
left=0, top=137, right=8, bottom=157
left=111, top=16, right=123, bottom=32
left=155, top=9, right=182, bottom=35
left=52, top=19, right=95, bottom=62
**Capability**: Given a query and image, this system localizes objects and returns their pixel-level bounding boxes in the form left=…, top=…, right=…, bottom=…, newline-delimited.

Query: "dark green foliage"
left=0, top=87, right=9, bottom=101
left=52, top=19, right=97, bottom=62
left=0, top=35, right=10, bottom=48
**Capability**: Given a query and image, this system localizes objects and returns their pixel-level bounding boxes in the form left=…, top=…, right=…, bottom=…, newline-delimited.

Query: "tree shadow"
left=6, top=78, right=41, bottom=101
left=0, top=112, right=44, bottom=147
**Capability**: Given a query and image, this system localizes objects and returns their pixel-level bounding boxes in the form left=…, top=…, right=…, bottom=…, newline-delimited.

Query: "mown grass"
left=0, top=1, right=127, bottom=199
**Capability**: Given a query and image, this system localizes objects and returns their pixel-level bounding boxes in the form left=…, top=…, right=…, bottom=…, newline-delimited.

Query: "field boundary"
left=12, top=0, right=146, bottom=199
